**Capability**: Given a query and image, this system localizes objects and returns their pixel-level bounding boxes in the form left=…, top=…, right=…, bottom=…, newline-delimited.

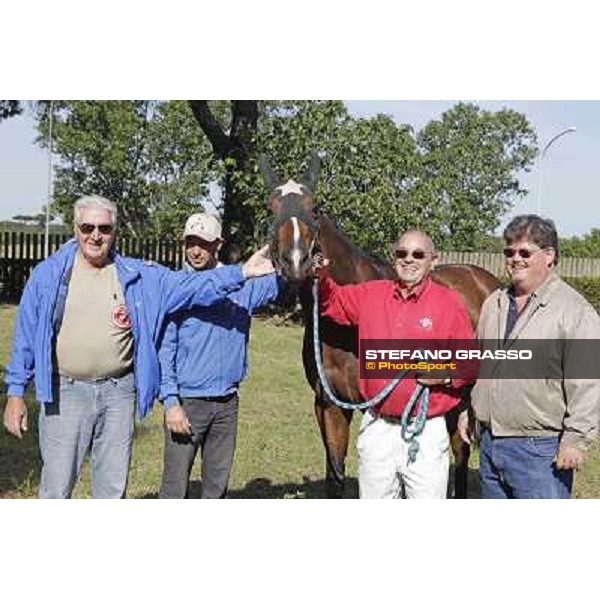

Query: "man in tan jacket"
left=472, top=214, right=600, bottom=498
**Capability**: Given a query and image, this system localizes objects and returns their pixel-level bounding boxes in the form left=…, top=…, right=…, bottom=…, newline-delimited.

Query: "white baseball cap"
left=183, top=213, right=223, bottom=242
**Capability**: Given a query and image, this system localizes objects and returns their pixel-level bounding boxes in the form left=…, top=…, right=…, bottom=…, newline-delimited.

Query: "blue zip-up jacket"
left=158, top=264, right=282, bottom=408
left=4, top=240, right=247, bottom=418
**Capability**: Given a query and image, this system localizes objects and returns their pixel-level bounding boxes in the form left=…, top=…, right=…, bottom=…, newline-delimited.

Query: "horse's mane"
left=318, top=212, right=395, bottom=283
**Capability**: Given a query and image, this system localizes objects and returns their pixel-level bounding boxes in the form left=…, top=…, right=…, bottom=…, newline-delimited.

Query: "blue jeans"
left=479, top=427, right=573, bottom=499
left=38, top=372, right=137, bottom=499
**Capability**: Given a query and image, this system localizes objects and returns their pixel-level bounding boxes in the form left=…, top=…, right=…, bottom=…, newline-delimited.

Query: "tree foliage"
left=189, top=101, right=259, bottom=247
left=561, top=229, right=600, bottom=258
left=0, top=100, right=22, bottom=122
left=33, top=100, right=538, bottom=254
left=414, top=103, right=537, bottom=250
left=248, top=101, right=537, bottom=256
left=35, top=101, right=213, bottom=237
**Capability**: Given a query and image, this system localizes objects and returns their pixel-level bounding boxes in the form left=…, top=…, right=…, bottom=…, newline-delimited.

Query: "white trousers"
left=357, top=410, right=450, bottom=499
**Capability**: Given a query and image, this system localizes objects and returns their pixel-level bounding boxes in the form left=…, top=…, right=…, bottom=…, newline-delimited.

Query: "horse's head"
left=261, top=153, right=321, bottom=283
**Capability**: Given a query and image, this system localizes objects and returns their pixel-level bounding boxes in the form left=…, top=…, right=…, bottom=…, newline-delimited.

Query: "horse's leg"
left=314, top=397, right=353, bottom=499
left=445, top=405, right=470, bottom=499
left=450, top=427, right=470, bottom=499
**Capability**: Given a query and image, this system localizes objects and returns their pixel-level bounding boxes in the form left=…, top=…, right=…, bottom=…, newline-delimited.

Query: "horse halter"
left=260, top=152, right=323, bottom=276
left=268, top=192, right=321, bottom=275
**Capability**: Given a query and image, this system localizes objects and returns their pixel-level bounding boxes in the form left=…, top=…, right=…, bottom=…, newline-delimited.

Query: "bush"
left=565, top=277, right=600, bottom=312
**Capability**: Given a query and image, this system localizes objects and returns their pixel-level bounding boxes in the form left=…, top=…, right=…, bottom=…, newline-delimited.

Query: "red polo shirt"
left=318, top=272, right=475, bottom=418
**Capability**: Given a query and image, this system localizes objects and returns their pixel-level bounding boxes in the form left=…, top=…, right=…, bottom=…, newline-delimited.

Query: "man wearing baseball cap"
left=3, top=197, right=274, bottom=499
left=158, top=212, right=282, bottom=498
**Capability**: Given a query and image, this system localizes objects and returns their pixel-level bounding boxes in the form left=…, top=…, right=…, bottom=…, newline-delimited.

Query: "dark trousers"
left=159, top=394, right=238, bottom=499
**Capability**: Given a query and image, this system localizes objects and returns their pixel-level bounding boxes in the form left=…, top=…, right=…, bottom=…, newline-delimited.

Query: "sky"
left=0, top=100, right=597, bottom=237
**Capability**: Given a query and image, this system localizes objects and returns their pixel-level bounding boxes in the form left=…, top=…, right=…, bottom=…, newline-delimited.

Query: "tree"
left=188, top=101, right=259, bottom=247
left=35, top=101, right=214, bottom=237
left=0, top=100, right=22, bottom=122
left=561, top=229, right=600, bottom=258
left=414, top=103, right=538, bottom=250
left=34, top=100, right=538, bottom=254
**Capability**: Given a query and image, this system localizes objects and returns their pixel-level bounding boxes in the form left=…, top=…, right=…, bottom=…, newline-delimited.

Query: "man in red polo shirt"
left=314, top=230, right=475, bottom=499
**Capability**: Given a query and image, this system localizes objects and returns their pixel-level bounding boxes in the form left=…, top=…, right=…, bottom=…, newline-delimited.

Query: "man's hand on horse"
left=165, top=404, right=192, bottom=436
left=3, top=396, right=28, bottom=439
left=311, top=253, right=330, bottom=276
left=242, top=245, right=275, bottom=278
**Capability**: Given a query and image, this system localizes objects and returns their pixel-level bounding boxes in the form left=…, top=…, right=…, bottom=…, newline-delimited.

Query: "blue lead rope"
left=400, top=384, right=430, bottom=464
left=312, top=278, right=429, bottom=462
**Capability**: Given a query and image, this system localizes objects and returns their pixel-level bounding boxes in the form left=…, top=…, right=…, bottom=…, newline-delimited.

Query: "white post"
left=45, top=101, right=55, bottom=258
left=536, top=126, right=576, bottom=216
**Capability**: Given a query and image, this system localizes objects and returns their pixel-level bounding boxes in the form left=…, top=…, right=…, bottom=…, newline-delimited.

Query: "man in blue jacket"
left=158, top=213, right=282, bottom=499
left=3, top=196, right=274, bottom=499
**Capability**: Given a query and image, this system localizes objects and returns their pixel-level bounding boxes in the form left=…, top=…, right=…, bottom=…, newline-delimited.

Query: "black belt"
left=184, top=392, right=238, bottom=403
left=55, top=369, right=133, bottom=384
left=372, top=410, right=404, bottom=425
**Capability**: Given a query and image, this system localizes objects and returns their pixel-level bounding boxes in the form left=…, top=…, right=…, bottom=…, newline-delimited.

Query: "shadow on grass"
left=0, top=395, right=41, bottom=498
left=228, top=476, right=361, bottom=499
left=141, top=467, right=482, bottom=499
left=140, top=476, right=360, bottom=499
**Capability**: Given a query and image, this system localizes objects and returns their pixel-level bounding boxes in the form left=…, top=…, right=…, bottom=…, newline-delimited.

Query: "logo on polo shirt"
left=419, top=316, right=433, bottom=330
left=112, top=304, right=132, bottom=330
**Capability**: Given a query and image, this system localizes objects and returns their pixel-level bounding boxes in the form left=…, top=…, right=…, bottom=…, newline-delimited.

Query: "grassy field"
left=0, top=305, right=360, bottom=498
left=2, top=304, right=600, bottom=498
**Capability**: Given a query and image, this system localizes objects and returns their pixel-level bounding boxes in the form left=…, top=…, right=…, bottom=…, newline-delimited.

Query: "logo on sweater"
left=112, top=304, right=132, bottom=330
left=419, top=316, right=433, bottom=330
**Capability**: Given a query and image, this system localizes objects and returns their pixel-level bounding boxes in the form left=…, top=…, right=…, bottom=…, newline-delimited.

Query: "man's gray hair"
left=73, top=195, right=118, bottom=226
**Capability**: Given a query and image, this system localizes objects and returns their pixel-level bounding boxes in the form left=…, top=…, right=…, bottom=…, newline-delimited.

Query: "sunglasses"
left=502, top=247, right=544, bottom=259
left=77, top=222, right=114, bottom=236
left=393, top=249, right=431, bottom=261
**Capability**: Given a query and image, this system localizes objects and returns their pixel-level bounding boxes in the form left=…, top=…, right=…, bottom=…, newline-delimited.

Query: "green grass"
left=2, top=304, right=600, bottom=498
left=0, top=306, right=359, bottom=498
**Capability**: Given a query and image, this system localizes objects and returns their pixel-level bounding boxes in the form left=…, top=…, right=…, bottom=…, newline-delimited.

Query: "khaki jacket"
left=472, top=271, right=600, bottom=450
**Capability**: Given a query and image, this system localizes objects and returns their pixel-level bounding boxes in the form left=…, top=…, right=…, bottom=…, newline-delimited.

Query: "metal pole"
left=536, top=126, right=576, bottom=215
left=45, top=101, right=55, bottom=258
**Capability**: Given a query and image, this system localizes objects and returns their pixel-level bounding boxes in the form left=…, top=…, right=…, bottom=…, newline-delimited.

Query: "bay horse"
left=262, top=154, right=500, bottom=498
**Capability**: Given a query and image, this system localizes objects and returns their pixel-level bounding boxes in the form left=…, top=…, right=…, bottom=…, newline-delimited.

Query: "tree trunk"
left=189, top=101, right=258, bottom=256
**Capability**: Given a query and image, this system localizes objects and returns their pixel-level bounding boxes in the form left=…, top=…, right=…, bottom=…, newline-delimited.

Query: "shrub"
left=565, top=277, right=600, bottom=312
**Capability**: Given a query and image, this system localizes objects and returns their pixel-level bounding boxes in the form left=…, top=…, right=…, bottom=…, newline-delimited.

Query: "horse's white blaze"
left=291, top=216, right=302, bottom=272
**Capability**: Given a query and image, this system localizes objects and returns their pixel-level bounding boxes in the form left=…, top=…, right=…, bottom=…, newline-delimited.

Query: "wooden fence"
left=439, top=251, right=600, bottom=279
left=2, top=234, right=600, bottom=303
left=0, top=232, right=184, bottom=303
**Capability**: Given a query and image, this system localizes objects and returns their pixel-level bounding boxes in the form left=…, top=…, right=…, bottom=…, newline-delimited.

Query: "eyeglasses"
left=502, top=247, right=544, bottom=259
left=77, top=222, right=114, bottom=236
left=393, top=249, right=431, bottom=261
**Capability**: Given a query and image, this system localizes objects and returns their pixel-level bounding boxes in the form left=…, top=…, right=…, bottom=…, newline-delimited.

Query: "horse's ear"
left=301, top=152, right=321, bottom=193
left=259, top=155, right=282, bottom=190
